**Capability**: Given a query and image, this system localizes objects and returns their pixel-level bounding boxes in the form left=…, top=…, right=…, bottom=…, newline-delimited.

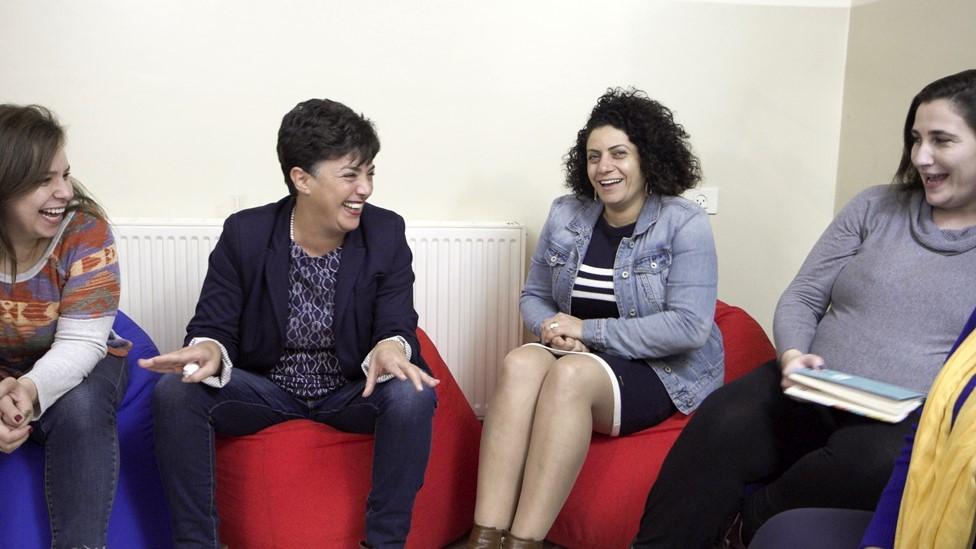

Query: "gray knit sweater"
left=774, top=185, right=976, bottom=393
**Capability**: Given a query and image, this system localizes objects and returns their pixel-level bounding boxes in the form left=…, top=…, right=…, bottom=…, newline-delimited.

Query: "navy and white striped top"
left=570, top=217, right=635, bottom=320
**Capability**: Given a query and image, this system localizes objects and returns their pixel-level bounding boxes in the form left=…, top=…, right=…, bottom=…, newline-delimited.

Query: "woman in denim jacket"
left=467, top=88, right=724, bottom=549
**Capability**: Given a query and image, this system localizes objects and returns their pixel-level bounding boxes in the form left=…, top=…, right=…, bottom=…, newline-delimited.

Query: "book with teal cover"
left=786, top=367, right=925, bottom=422
left=792, top=368, right=924, bottom=401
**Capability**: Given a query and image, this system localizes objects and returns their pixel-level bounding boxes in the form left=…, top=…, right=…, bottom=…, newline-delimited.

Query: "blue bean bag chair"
left=0, top=311, right=173, bottom=548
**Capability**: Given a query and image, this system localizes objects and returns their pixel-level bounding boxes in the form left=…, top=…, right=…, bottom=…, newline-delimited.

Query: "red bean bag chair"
left=546, top=301, right=776, bottom=549
left=215, top=328, right=480, bottom=548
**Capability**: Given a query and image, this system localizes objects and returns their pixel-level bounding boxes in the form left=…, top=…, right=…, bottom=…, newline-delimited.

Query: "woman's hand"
left=548, top=336, right=589, bottom=353
left=541, top=313, right=584, bottom=345
left=779, top=349, right=825, bottom=390
left=0, top=416, right=31, bottom=453
left=138, top=341, right=222, bottom=383
left=0, top=377, right=37, bottom=428
left=0, top=378, right=34, bottom=453
left=363, top=339, right=439, bottom=398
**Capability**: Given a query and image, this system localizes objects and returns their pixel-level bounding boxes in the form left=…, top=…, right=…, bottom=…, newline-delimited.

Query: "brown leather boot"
left=466, top=524, right=506, bottom=549
left=500, top=532, right=543, bottom=549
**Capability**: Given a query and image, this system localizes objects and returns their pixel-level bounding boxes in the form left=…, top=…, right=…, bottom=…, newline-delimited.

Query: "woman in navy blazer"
left=140, top=99, right=438, bottom=549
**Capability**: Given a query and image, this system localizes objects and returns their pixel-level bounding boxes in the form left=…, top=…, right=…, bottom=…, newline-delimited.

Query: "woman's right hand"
left=138, top=341, right=222, bottom=383
left=779, top=349, right=825, bottom=389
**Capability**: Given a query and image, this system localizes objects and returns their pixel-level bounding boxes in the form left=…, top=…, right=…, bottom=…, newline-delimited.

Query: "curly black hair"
left=277, top=98, right=380, bottom=196
left=894, top=69, right=976, bottom=194
left=564, top=87, right=701, bottom=198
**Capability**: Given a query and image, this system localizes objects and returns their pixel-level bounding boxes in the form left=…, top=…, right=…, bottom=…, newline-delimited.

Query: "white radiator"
left=112, top=218, right=525, bottom=416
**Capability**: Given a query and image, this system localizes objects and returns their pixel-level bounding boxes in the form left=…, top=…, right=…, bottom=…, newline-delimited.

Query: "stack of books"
left=784, top=368, right=925, bottom=423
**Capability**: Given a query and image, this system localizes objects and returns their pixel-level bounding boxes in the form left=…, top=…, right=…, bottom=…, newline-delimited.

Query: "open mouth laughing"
left=342, top=201, right=364, bottom=214
left=39, top=207, right=66, bottom=220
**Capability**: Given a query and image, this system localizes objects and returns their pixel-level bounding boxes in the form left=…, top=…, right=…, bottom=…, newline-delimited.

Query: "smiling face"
left=586, top=125, right=647, bottom=226
left=912, top=99, right=976, bottom=228
left=293, top=152, right=374, bottom=239
left=3, top=146, right=74, bottom=254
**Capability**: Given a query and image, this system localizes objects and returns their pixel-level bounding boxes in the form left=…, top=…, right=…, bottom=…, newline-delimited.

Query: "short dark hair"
left=894, top=69, right=976, bottom=192
left=276, top=99, right=380, bottom=195
left=0, top=104, right=104, bottom=279
left=564, top=87, right=701, bottom=199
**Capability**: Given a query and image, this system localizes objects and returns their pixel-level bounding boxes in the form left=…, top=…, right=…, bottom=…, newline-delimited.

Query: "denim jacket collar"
left=566, top=193, right=663, bottom=239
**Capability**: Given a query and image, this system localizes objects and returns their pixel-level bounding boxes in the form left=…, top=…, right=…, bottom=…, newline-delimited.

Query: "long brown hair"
left=0, top=104, right=105, bottom=280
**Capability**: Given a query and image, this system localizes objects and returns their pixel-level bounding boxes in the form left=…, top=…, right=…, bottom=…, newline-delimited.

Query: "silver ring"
left=549, top=322, right=559, bottom=330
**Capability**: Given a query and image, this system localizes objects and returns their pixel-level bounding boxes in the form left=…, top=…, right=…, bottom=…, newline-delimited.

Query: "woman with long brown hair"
left=0, top=104, right=126, bottom=548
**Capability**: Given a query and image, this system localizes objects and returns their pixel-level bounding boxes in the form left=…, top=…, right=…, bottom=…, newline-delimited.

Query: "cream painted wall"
left=0, top=0, right=851, bottom=333
left=835, top=0, right=976, bottom=211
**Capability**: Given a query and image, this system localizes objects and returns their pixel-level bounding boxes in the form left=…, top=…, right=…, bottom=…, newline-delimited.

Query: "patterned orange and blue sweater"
left=0, top=211, right=120, bottom=415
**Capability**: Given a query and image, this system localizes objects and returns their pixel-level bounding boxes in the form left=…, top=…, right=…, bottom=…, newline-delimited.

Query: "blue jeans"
left=29, top=354, right=128, bottom=549
left=152, top=369, right=436, bottom=549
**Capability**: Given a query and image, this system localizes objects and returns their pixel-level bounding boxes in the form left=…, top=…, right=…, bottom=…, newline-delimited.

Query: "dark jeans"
left=747, top=508, right=873, bottom=549
left=631, top=360, right=914, bottom=549
left=29, top=354, right=128, bottom=549
left=152, top=369, right=437, bottom=549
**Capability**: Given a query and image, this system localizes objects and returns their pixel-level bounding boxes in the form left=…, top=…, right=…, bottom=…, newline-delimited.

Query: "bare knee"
left=541, top=356, right=606, bottom=404
left=484, top=348, right=556, bottom=416
left=497, top=347, right=554, bottom=388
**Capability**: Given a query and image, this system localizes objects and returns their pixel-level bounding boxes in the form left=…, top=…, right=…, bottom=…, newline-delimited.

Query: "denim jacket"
left=521, top=193, right=724, bottom=414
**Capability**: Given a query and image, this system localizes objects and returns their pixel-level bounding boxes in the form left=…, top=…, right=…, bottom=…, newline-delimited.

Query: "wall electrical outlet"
left=681, top=186, right=718, bottom=214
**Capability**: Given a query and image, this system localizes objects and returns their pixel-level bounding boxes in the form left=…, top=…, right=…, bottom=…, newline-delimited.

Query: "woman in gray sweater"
left=630, top=68, right=976, bottom=549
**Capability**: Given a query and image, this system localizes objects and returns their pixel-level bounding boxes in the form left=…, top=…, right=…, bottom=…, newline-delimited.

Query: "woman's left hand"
left=542, top=313, right=584, bottom=344
left=363, top=340, right=440, bottom=398
left=0, top=377, right=37, bottom=429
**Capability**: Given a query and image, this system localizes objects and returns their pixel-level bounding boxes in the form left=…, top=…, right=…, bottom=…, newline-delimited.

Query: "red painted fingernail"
left=14, top=415, right=22, bottom=422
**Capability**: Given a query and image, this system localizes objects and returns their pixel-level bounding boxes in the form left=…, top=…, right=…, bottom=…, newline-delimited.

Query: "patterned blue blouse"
left=269, top=241, right=344, bottom=398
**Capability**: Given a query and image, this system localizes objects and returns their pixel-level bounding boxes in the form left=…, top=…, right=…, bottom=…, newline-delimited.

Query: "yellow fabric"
left=895, top=331, right=976, bottom=549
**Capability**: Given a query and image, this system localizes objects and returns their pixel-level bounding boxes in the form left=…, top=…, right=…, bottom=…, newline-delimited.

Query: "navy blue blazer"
left=185, top=195, right=427, bottom=379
